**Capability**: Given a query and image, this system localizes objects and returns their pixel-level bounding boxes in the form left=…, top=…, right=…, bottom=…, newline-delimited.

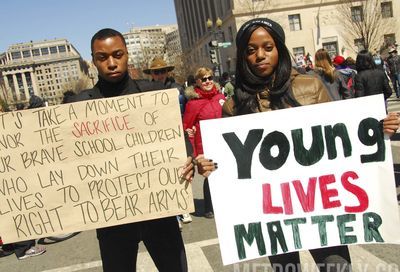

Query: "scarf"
left=194, top=85, right=219, bottom=99
left=96, top=72, right=130, bottom=97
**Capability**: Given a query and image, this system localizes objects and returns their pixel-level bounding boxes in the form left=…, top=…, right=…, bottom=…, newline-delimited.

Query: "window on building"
left=293, top=47, right=306, bottom=66
left=11, top=51, right=22, bottom=59
left=351, top=6, right=363, bottom=22
left=228, top=26, right=234, bottom=42
left=50, top=46, right=58, bottom=54
left=354, top=38, right=365, bottom=52
left=32, top=49, right=40, bottom=56
left=293, top=47, right=305, bottom=57
left=381, top=2, right=393, bottom=18
left=22, top=50, right=31, bottom=58
left=288, top=14, right=302, bottom=31
left=58, top=45, right=66, bottom=53
left=41, top=48, right=49, bottom=55
left=323, top=41, right=339, bottom=57
left=384, top=33, right=396, bottom=46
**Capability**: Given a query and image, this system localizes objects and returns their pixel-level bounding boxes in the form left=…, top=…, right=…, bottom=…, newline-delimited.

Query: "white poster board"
left=0, top=88, right=194, bottom=243
left=201, top=95, right=400, bottom=265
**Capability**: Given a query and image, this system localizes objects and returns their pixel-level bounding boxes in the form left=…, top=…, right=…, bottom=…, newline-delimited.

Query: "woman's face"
left=197, top=73, right=214, bottom=91
left=246, top=27, right=279, bottom=78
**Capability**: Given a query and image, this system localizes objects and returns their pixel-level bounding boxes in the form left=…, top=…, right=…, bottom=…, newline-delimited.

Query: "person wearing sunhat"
left=144, top=57, right=192, bottom=226
left=144, top=57, right=175, bottom=83
left=144, top=57, right=187, bottom=115
left=387, top=47, right=400, bottom=98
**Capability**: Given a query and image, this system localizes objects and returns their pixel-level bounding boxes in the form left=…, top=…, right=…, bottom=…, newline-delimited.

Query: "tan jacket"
left=223, top=69, right=331, bottom=116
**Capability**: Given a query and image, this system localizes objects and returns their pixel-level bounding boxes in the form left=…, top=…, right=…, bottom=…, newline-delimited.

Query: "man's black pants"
left=97, top=216, right=187, bottom=272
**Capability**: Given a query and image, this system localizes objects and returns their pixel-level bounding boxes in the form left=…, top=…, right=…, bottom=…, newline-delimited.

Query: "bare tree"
left=169, top=54, right=186, bottom=85
left=237, top=0, right=271, bottom=18
left=0, top=97, right=8, bottom=111
left=180, top=52, right=199, bottom=82
left=336, top=0, right=394, bottom=53
left=61, top=77, right=91, bottom=94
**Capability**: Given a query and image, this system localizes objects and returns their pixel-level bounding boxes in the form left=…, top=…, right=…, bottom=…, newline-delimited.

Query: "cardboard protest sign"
left=200, top=95, right=400, bottom=265
left=0, top=88, right=193, bottom=243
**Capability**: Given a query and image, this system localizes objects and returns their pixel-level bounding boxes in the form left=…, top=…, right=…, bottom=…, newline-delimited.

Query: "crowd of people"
left=300, top=45, right=400, bottom=109
left=1, top=17, right=400, bottom=272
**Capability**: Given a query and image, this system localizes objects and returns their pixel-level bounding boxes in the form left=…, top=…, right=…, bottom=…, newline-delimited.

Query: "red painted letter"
left=292, top=178, right=316, bottom=212
left=281, top=182, right=293, bottom=214
left=262, top=183, right=283, bottom=214
left=319, top=174, right=341, bottom=209
left=341, top=171, right=369, bottom=212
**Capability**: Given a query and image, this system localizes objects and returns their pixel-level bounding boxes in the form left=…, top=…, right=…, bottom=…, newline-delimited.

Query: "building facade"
left=165, top=28, right=185, bottom=83
left=123, top=24, right=181, bottom=78
left=0, top=39, right=89, bottom=107
left=174, top=0, right=400, bottom=76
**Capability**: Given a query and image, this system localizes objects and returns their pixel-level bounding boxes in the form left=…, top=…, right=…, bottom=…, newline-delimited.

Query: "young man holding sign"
left=67, top=28, right=208, bottom=272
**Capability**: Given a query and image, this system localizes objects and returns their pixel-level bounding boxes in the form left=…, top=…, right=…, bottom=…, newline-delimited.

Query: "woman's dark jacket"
left=354, top=69, right=392, bottom=99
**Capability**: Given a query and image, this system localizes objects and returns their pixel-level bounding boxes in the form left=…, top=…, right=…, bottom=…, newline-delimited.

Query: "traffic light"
left=210, top=49, right=218, bottom=64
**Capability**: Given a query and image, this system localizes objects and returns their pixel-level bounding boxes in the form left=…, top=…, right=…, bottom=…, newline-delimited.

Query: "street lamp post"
left=207, top=17, right=224, bottom=77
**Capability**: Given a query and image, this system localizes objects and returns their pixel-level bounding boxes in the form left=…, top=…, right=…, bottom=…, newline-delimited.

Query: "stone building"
left=0, top=39, right=89, bottom=107
left=174, top=0, right=400, bottom=76
left=123, top=24, right=180, bottom=77
left=165, top=28, right=185, bottom=83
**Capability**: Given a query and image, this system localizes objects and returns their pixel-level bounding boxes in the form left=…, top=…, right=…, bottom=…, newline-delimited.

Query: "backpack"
left=347, top=76, right=353, bottom=91
left=343, top=70, right=356, bottom=96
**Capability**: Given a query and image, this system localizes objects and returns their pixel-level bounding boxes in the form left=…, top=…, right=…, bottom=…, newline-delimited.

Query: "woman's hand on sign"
left=185, top=126, right=196, bottom=138
left=180, top=156, right=195, bottom=182
left=195, top=154, right=218, bottom=178
left=383, top=112, right=400, bottom=136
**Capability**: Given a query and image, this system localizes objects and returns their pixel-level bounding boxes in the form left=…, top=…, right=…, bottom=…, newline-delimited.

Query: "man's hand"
left=195, top=154, right=217, bottom=178
left=383, top=112, right=400, bottom=137
left=180, top=156, right=194, bottom=182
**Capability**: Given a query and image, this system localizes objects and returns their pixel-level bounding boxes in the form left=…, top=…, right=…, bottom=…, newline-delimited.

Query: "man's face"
left=92, top=36, right=128, bottom=83
left=150, top=69, right=168, bottom=83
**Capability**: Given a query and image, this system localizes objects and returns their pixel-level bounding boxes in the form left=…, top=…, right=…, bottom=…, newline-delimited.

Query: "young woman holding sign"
left=222, top=17, right=399, bottom=272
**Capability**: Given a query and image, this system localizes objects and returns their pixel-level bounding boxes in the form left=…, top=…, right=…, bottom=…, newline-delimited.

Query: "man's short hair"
left=90, top=28, right=126, bottom=54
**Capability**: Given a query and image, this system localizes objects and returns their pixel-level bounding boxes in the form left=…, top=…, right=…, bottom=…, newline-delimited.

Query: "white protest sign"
left=200, top=95, right=400, bottom=265
left=0, top=88, right=193, bottom=243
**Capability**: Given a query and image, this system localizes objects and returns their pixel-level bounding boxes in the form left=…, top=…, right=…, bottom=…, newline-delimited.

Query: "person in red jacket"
left=183, top=67, right=225, bottom=218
